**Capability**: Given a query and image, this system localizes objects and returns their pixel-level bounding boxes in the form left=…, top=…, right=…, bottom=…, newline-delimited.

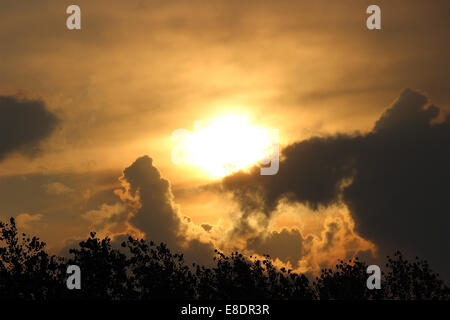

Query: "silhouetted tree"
left=64, top=232, right=131, bottom=300
left=0, top=218, right=63, bottom=300
left=383, top=251, right=450, bottom=300
left=195, top=251, right=315, bottom=299
left=123, top=237, right=197, bottom=299
left=314, top=257, right=384, bottom=300
left=0, top=217, right=448, bottom=300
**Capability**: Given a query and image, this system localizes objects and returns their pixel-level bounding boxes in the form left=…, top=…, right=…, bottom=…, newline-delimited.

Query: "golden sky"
left=0, top=0, right=448, bottom=277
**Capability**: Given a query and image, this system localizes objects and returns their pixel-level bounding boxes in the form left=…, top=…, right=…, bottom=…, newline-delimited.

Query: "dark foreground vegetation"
left=0, top=218, right=448, bottom=300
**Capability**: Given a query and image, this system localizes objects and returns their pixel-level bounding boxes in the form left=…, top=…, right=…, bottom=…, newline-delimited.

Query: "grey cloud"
left=247, top=228, right=312, bottom=268
left=119, top=156, right=214, bottom=262
left=321, top=222, right=340, bottom=252
left=122, top=156, right=182, bottom=249
left=221, top=89, right=450, bottom=279
left=0, top=96, right=59, bottom=161
left=201, top=224, right=213, bottom=232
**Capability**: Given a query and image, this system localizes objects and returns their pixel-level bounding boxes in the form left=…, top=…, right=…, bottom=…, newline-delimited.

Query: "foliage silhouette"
left=123, top=237, right=197, bottom=299
left=64, top=232, right=131, bottom=300
left=0, top=218, right=63, bottom=299
left=195, top=251, right=315, bottom=300
left=0, top=218, right=448, bottom=300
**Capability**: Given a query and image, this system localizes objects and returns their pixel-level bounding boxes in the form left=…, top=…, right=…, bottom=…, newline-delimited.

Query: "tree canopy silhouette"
left=0, top=217, right=448, bottom=300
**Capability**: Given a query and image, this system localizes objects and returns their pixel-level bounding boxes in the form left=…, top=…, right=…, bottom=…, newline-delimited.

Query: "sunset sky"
left=0, top=0, right=449, bottom=279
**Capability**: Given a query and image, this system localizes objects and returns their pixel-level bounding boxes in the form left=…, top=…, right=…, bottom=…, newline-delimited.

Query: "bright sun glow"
left=172, top=115, right=273, bottom=178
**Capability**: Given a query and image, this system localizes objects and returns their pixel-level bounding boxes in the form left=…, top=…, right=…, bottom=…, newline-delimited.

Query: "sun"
left=172, top=114, right=274, bottom=178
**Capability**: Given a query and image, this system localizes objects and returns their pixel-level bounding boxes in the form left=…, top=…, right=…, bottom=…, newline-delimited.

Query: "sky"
left=0, top=0, right=449, bottom=279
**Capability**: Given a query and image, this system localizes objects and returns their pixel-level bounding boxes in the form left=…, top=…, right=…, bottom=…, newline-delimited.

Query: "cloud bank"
left=0, top=96, right=59, bottom=161
left=221, top=89, right=450, bottom=278
left=79, top=89, right=449, bottom=278
left=83, top=155, right=215, bottom=265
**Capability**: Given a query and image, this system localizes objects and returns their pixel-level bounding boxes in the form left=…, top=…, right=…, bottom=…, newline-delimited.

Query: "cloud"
left=247, top=228, right=312, bottom=268
left=81, top=202, right=128, bottom=236
left=221, top=89, right=450, bottom=279
left=89, top=155, right=215, bottom=263
left=321, top=221, right=340, bottom=251
left=237, top=202, right=375, bottom=274
left=15, top=213, right=46, bottom=230
left=0, top=96, right=59, bottom=161
left=43, top=182, right=74, bottom=195
left=117, top=155, right=184, bottom=248
left=201, top=223, right=213, bottom=232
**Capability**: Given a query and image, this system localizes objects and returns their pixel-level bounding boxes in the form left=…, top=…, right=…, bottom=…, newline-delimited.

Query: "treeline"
left=0, top=217, right=449, bottom=300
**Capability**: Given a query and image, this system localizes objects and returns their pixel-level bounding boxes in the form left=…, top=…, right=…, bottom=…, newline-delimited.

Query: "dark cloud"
left=321, top=222, right=340, bottom=252
left=121, top=156, right=182, bottom=249
left=182, top=238, right=216, bottom=267
left=118, top=156, right=214, bottom=262
left=247, top=228, right=312, bottom=268
left=222, top=133, right=358, bottom=217
left=0, top=96, right=59, bottom=160
left=343, top=89, right=450, bottom=279
left=201, top=223, right=213, bottom=232
left=0, top=170, right=119, bottom=219
left=222, top=89, right=450, bottom=279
